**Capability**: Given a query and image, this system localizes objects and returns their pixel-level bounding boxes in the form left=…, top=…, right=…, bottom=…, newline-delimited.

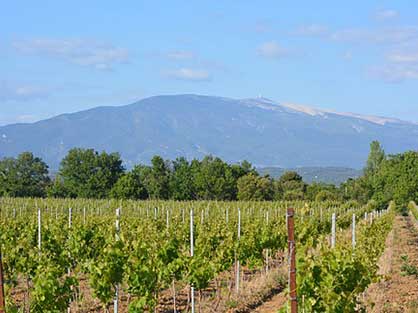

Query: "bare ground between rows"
left=361, top=214, right=418, bottom=313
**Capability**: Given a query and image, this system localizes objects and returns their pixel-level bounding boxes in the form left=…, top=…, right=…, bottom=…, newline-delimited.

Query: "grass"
left=400, top=255, right=418, bottom=277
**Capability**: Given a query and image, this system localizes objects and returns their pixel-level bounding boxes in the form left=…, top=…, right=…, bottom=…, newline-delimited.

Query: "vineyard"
left=0, top=198, right=395, bottom=312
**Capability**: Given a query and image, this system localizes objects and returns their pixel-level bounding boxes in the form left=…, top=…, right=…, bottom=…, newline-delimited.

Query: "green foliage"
left=283, top=190, right=305, bottom=200
left=372, top=151, right=418, bottom=207
left=169, top=157, right=195, bottom=200
left=0, top=152, right=50, bottom=197
left=408, top=201, right=418, bottom=219
left=237, top=173, right=274, bottom=201
left=339, top=141, right=418, bottom=208
left=0, top=148, right=348, bottom=201
left=31, top=262, right=77, bottom=312
left=192, top=156, right=237, bottom=200
left=110, top=173, right=148, bottom=200
left=144, top=156, right=171, bottom=199
left=306, top=182, right=339, bottom=201
left=0, top=197, right=382, bottom=311
left=276, top=171, right=307, bottom=200
left=364, top=140, right=385, bottom=176
left=89, top=240, right=126, bottom=308
left=47, top=176, right=73, bottom=198
left=59, top=148, right=124, bottom=198
left=296, top=211, right=393, bottom=313
left=315, top=190, right=338, bottom=202
left=339, top=177, right=372, bottom=204
left=400, top=255, right=418, bottom=277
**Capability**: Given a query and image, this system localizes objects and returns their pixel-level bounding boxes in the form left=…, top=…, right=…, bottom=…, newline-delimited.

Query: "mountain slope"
left=257, top=167, right=362, bottom=185
left=1, top=94, right=417, bottom=169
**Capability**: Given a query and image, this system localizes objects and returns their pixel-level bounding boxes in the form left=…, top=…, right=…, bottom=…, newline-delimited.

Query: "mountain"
left=1, top=94, right=417, bottom=170
left=257, top=167, right=362, bottom=185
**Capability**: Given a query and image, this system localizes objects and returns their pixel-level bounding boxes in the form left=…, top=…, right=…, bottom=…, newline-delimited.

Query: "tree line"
left=0, top=148, right=339, bottom=201
left=340, top=140, right=418, bottom=208
left=1, top=142, right=417, bottom=204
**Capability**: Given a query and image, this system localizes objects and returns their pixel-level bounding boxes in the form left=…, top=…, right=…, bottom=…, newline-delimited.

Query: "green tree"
left=169, top=157, right=195, bottom=200
left=283, top=190, right=305, bottom=200
left=229, top=160, right=257, bottom=199
left=237, top=173, right=274, bottom=201
left=315, top=190, right=338, bottom=202
left=0, top=152, right=50, bottom=197
left=364, top=140, right=385, bottom=175
left=47, top=176, right=73, bottom=198
left=372, top=151, right=418, bottom=207
left=59, top=148, right=124, bottom=198
left=306, top=182, right=339, bottom=201
left=276, top=171, right=306, bottom=199
left=340, top=177, right=371, bottom=204
left=192, top=156, right=236, bottom=200
left=142, top=156, right=171, bottom=199
left=110, top=173, right=148, bottom=199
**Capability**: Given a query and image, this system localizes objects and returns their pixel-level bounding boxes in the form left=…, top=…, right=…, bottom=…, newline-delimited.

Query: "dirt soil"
left=251, top=291, right=287, bottom=313
left=362, top=214, right=418, bottom=313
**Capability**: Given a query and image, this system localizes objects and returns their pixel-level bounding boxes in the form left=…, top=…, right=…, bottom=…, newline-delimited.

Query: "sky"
left=1, top=0, right=418, bottom=125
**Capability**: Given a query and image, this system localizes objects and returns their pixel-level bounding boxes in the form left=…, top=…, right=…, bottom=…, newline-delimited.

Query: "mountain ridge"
left=1, top=94, right=418, bottom=169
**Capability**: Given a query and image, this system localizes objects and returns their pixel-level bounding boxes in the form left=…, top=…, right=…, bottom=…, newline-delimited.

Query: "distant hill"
left=1, top=94, right=418, bottom=169
left=257, top=167, right=362, bottom=185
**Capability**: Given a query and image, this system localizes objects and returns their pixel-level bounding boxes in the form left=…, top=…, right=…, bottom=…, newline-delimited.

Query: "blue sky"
left=1, top=0, right=418, bottom=125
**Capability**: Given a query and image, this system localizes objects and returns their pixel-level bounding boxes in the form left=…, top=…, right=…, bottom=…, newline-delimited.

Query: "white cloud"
left=253, top=22, right=271, bottom=33
left=343, top=51, right=353, bottom=60
left=295, top=24, right=329, bottom=36
left=331, top=27, right=418, bottom=44
left=166, top=50, right=195, bottom=60
left=375, top=9, right=399, bottom=21
left=257, top=41, right=290, bottom=59
left=13, top=38, right=130, bottom=70
left=0, top=81, right=50, bottom=102
left=387, top=50, right=418, bottom=63
left=166, top=68, right=211, bottom=81
left=370, top=43, right=418, bottom=82
left=369, top=64, right=418, bottom=82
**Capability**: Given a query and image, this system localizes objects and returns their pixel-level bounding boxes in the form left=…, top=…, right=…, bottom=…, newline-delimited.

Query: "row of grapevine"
left=286, top=202, right=394, bottom=313
left=0, top=198, right=380, bottom=312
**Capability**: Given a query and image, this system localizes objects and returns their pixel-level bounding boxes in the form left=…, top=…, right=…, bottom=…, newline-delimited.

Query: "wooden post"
left=0, top=248, right=5, bottom=313
left=287, top=208, right=298, bottom=313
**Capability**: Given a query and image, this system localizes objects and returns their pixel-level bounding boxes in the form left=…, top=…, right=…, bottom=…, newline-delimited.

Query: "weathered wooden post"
left=0, top=248, right=5, bottom=313
left=287, top=208, right=298, bottom=313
